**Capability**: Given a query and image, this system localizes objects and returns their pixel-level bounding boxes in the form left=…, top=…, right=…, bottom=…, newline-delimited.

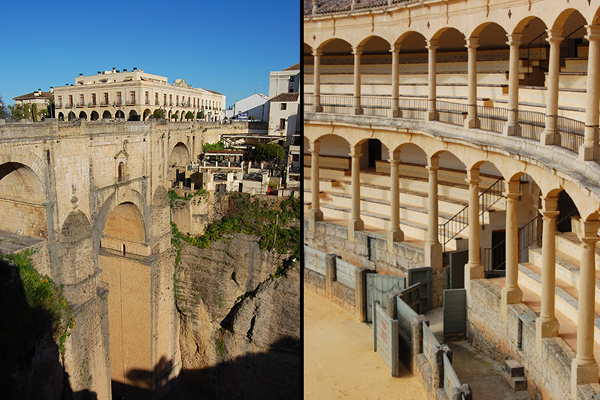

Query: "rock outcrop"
left=175, top=233, right=300, bottom=399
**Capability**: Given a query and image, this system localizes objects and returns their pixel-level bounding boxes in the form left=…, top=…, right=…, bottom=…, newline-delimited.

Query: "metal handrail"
left=438, top=178, right=504, bottom=252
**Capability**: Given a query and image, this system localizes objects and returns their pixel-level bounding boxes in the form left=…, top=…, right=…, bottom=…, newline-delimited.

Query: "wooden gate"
left=366, top=273, right=406, bottom=322
left=447, top=250, right=468, bottom=289
left=408, top=267, right=432, bottom=312
left=443, top=289, right=467, bottom=339
left=400, top=282, right=422, bottom=315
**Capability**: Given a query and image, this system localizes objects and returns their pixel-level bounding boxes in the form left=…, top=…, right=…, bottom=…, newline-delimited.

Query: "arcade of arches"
left=305, top=0, right=600, bottom=398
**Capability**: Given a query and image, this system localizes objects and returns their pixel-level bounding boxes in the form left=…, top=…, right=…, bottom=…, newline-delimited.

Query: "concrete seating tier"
left=545, top=73, right=588, bottom=91
left=303, top=166, right=350, bottom=180
left=562, top=58, right=589, bottom=72
left=516, top=261, right=600, bottom=346
left=578, top=45, right=589, bottom=58
left=303, top=154, right=350, bottom=170
left=306, top=71, right=519, bottom=86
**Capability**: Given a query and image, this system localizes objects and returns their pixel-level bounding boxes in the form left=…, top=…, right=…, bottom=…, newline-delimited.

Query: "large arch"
left=102, top=110, right=112, bottom=119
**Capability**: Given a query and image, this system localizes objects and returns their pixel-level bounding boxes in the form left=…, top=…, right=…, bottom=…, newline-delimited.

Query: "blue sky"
left=0, top=0, right=299, bottom=109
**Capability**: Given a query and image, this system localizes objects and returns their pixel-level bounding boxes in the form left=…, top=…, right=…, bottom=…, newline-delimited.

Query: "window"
left=130, top=91, right=136, bottom=104
left=169, top=94, right=172, bottom=105
left=58, top=96, right=62, bottom=107
left=176, top=95, right=179, bottom=106
left=164, top=94, right=167, bottom=105
left=116, top=92, right=122, bottom=105
left=290, top=76, right=295, bottom=82
left=281, top=103, right=287, bottom=110
left=79, top=94, right=84, bottom=106
left=104, top=93, right=108, bottom=105
left=145, top=91, right=149, bottom=105
left=118, top=162, right=124, bottom=183
left=155, top=93, right=159, bottom=105
left=91, top=93, right=96, bottom=105
left=68, top=95, right=73, bottom=107
left=279, top=118, right=286, bottom=130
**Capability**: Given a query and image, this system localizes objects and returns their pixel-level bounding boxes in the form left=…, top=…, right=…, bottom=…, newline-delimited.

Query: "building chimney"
left=79, top=73, right=83, bottom=76
left=112, top=67, right=116, bottom=73
left=38, top=89, right=42, bottom=95
left=123, top=68, right=127, bottom=72
left=312, top=0, right=318, bottom=14
left=133, top=67, right=137, bottom=71
left=50, top=87, right=54, bottom=93
left=98, top=71, right=101, bottom=75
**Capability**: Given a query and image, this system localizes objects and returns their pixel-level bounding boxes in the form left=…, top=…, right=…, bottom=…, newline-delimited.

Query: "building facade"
left=268, top=64, right=300, bottom=138
left=12, top=89, right=54, bottom=119
left=53, top=68, right=225, bottom=122
left=305, top=0, right=600, bottom=398
left=225, top=93, right=269, bottom=121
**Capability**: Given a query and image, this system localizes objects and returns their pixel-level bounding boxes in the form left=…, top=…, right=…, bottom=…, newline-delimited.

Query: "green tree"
left=8, top=105, right=23, bottom=120
left=199, top=109, right=205, bottom=120
left=255, top=143, right=285, bottom=166
left=171, top=112, right=179, bottom=120
left=31, top=103, right=37, bottom=122
left=202, top=140, right=231, bottom=153
left=185, top=111, right=194, bottom=120
left=196, top=111, right=202, bottom=119
left=154, top=108, right=165, bottom=119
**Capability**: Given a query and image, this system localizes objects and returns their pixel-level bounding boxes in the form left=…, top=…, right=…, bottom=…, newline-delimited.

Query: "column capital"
left=427, top=155, right=440, bottom=170
left=310, top=140, right=321, bottom=153
left=352, top=46, right=363, bottom=56
left=586, top=25, right=600, bottom=42
left=541, top=210, right=560, bottom=220
left=390, top=44, right=401, bottom=53
left=541, top=195, right=558, bottom=212
left=426, top=39, right=439, bottom=51
left=546, top=28, right=564, bottom=43
left=350, top=147, right=362, bottom=158
left=504, top=180, right=520, bottom=197
left=465, top=37, right=479, bottom=49
left=312, top=48, right=323, bottom=57
left=389, top=159, right=401, bottom=165
left=577, top=220, right=600, bottom=241
left=506, top=33, right=522, bottom=47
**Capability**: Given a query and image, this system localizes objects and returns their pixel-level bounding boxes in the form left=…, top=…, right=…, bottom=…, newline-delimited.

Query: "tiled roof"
left=270, top=93, right=300, bottom=102
left=304, top=0, right=415, bottom=15
left=13, top=91, right=53, bottom=101
left=283, top=63, right=300, bottom=71
left=204, top=88, right=224, bottom=96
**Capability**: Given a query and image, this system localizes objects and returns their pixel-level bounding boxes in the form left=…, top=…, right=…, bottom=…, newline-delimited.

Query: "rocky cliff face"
left=175, top=233, right=300, bottom=399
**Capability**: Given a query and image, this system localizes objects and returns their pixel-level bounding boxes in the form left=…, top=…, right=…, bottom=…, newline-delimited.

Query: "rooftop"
left=270, top=93, right=300, bottom=102
left=304, top=0, right=415, bottom=15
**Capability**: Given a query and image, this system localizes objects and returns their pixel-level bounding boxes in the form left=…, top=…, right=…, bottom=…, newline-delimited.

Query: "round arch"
left=115, top=110, right=125, bottom=119
left=79, top=111, right=87, bottom=120
left=90, top=111, right=99, bottom=121
left=143, top=109, right=151, bottom=121
left=102, top=110, right=111, bottom=119
left=169, top=142, right=190, bottom=167
left=68, top=111, right=76, bottom=121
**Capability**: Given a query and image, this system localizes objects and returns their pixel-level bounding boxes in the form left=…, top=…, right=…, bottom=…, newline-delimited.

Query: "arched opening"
left=128, top=110, right=139, bottom=121
left=58, top=112, right=64, bottom=121
left=90, top=111, right=99, bottom=121
left=0, top=162, right=48, bottom=239
left=118, top=162, right=124, bottom=183
left=68, top=111, right=76, bottom=121
left=169, top=143, right=190, bottom=185
left=98, top=201, right=150, bottom=399
left=143, top=109, right=151, bottom=121
left=79, top=111, right=87, bottom=120
left=115, top=110, right=125, bottom=119
left=102, top=110, right=112, bottom=120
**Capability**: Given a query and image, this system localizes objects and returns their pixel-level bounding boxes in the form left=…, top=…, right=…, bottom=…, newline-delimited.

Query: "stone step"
left=503, top=359, right=525, bottom=378
left=555, top=230, right=600, bottom=271
left=502, top=371, right=528, bottom=391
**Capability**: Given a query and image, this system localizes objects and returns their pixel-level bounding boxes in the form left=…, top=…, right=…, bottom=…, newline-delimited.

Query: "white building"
left=268, top=63, right=300, bottom=98
left=225, top=93, right=269, bottom=121
left=267, top=63, right=300, bottom=138
left=53, top=68, right=225, bottom=122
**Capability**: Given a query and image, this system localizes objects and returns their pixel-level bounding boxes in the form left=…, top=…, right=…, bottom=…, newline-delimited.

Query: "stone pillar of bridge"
left=464, top=38, right=480, bottom=129
left=503, top=33, right=522, bottom=136
left=312, top=48, right=323, bottom=113
left=580, top=25, right=600, bottom=161
left=541, top=29, right=563, bottom=145
left=464, top=168, right=484, bottom=295
left=390, top=44, right=401, bottom=118
left=425, top=155, right=442, bottom=269
left=353, top=46, right=363, bottom=116
left=388, top=152, right=404, bottom=252
left=309, top=140, right=323, bottom=232
left=571, top=219, right=600, bottom=398
left=501, top=181, right=523, bottom=318
left=426, top=39, right=439, bottom=121
left=349, top=145, right=364, bottom=241
left=536, top=196, right=560, bottom=354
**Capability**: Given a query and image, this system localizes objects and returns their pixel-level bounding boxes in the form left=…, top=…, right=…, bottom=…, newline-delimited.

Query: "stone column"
left=425, top=155, right=442, bottom=269
left=464, top=168, right=483, bottom=293
left=308, top=140, right=323, bottom=231
left=353, top=46, right=363, bottom=115
left=427, top=39, right=439, bottom=121
left=387, top=154, right=404, bottom=252
left=503, top=33, right=522, bottom=136
left=536, top=197, right=560, bottom=354
left=571, top=220, right=600, bottom=398
left=501, top=181, right=523, bottom=317
left=348, top=145, right=364, bottom=241
left=390, top=44, right=401, bottom=118
left=542, top=29, right=563, bottom=145
left=464, top=38, right=480, bottom=129
left=580, top=25, right=600, bottom=161
left=312, top=48, right=324, bottom=113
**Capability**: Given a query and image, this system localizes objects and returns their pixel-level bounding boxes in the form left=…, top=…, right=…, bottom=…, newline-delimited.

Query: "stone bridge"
left=0, top=119, right=248, bottom=399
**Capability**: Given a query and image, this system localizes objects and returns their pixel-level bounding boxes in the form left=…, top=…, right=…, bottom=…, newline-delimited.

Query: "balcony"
left=125, top=100, right=136, bottom=106
left=88, top=102, right=97, bottom=108
left=99, top=101, right=109, bottom=107
left=76, top=103, right=85, bottom=108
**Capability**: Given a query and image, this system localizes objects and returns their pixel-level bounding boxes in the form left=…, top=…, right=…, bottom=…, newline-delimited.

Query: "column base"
left=464, top=117, right=480, bottom=129
left=536, top=317, right=560, bottom=354
left=426, top=110, right=439, bottom=121
left=353, top=106, right=363, bottom=116
left=579, top=143, right=596, bottom=162
left=502, top=122, right=521, bottom=137
left=500, top=285, right=523, bottom=318
left=572, top=358, right=599, bottom=399
left=464, top=262, right=484, bottom=293
left=308, top=209, right=323, bottom=232
left=387, top=229, right=404, bottom=252
left=424, top=241, right=442, bottom=269
left=541, top=129, right=559, bottom=145
left=348, top=218, right=364, bottom=241
left=389, top=108, right=401, bottom=118
left=311, top=105, right=323, bottom=113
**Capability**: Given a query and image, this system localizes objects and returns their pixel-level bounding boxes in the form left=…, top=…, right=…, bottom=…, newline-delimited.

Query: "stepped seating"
left=305, top=160, right=505, bottom=251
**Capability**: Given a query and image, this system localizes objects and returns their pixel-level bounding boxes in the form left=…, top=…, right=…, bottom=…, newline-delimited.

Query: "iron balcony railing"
left=437, top=101, right=467, bottom=126
left=361, top=95, right=391, bottom=117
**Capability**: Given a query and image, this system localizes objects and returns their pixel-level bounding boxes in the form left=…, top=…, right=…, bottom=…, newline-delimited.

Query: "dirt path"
left=304, top=290, right=427, bottom=400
